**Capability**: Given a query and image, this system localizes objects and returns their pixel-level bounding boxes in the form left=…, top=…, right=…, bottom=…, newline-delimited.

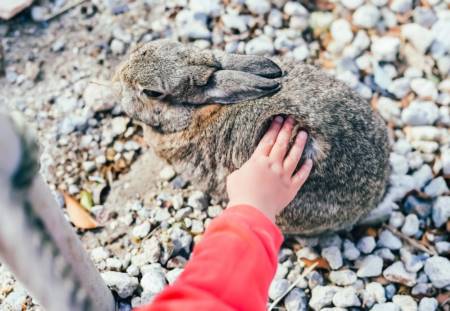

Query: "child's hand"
left=226, top=116, right=313, bottom=222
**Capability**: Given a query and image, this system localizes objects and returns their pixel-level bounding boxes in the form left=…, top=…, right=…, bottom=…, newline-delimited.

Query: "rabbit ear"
left=214, top=52, right=282, bottom=78
left=203, top=70, right=281, bottom=104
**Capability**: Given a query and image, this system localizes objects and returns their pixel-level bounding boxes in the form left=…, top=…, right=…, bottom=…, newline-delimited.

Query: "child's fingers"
left=291, top=159, right=313, bottom=190
left=254, top=116, right=284, bottom=156
left=283, top=131, right=307, bottom=175
left=269, top=116, right=295, bottom=163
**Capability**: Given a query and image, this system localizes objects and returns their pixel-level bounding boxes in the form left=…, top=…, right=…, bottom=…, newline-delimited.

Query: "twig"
left=268, top=262, right=318, bottom=311
left=45, top=0, right=89, bottom=22
left=382, top=224, right=437, bottom=256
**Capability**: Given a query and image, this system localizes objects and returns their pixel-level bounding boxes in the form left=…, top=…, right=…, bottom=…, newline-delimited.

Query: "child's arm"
left=137, top=116, right=312, bottom=311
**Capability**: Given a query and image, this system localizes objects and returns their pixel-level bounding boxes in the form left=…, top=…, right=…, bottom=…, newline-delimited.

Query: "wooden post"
left=0, top=114, right=116, bottom=311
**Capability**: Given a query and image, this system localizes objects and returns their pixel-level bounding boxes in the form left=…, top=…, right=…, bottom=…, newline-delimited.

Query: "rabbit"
left=114, top=39, right=390, bottom=236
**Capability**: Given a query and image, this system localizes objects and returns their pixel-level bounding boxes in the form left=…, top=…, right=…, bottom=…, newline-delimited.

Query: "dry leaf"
left=301, top=257, right=331, bottom=270
left=64, top=193, right=99, bottom=229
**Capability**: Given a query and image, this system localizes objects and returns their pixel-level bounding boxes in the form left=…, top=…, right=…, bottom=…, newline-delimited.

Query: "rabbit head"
left=114, top=39, right=282, bottom=133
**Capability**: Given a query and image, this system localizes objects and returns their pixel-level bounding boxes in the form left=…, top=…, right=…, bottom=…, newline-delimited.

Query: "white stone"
left=331, top=19, right=353, bottom=45
left=141, top=267, right=167, bottom=295
left=333, top=287, right=361, bottom=308
left=245, top=35, right=274, bottom=55
left=284, top=2, right=308, bottom=16
left=393, top=295, right=418, bottom=311
left=309, top=285, right=338, bottom=310
left=432, top=19, right=450, bottom=52
left=419, top=297, right=438, bottom=311
left=424, top=256, right=450, bottom=288
left=353, top=4, right=380, bottom=28
left=410, top=78, right=438, bottom=100
left=378, top=230, right=402, bottom=250
left=371, top=36, right=400, bottom=61
left=424, top=177, right=449, bottom=197
left=357, top=255, right=383, bottom=277
left=321, top=246, right=343, bottom=270
left=166, top=268, right=183, bottom=284
left=371, top=303, right=401, bottom=311
left=401, top=214, right=420, bottom=236
left=343, top=239, right=361, bottom=260
left=159, top=166, right=176, bottom=181
left=432, top=196, right=450, bottom=227
left=284, top=288, right=307, bottom=311
left=341, top=0, right=364, bottom=9
left=402, top=23, right=434, bottom=54
left=390, top=0, right=412, bottom=13
left=268, top=278, right=289, bottom=300
left=245, top=0, right=271, bottom=15
left=363, top=282, right=386, bottom=307
left=401, top=101, right=439, bottom=126
left=383, top=261, right=417, bottom=287
left=329, top=270, right=357, bottom=286
left=357, top=236, right=376, bottom=254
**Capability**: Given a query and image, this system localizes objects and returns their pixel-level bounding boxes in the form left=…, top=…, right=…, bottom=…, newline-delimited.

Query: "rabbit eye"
left=143, top=89, right=164, bottom=98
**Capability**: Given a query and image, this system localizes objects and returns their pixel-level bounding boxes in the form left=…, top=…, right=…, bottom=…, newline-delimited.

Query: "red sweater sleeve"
left=136, top=205, right=283, bottom=311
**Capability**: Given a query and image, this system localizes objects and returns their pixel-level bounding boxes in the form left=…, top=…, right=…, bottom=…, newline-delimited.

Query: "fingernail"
left=306, top=159, right=313, bottom=167
left=274, top=116, right=283, bottom=123
left=286, top=116, right=295, bottom=124
left=297, top=131, right=307, bottom=142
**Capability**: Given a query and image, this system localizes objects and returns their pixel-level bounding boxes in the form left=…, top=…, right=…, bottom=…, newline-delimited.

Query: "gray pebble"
left=101, top=271, right=138, bottom=298
left=343, top=239, right=361, bottom=261
left=187, top=191, right=208, bottom=210
left=268, top=278, right=289, bottom=300
left=284, top=287, right=307, bottom=311
left=378, top=230, right=402, bottom=250
left=357, top=236, right=376, bottom=254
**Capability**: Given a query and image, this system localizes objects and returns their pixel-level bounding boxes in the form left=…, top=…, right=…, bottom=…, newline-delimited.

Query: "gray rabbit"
left=114, top=39, right=390, bottom=236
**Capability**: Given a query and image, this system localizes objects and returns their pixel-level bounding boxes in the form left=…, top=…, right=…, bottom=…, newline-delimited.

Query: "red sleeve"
left=135, top=204, right=283, bottom=311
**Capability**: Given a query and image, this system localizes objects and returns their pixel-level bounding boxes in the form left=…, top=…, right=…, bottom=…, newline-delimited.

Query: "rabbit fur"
left=114, top=39, right=390, bottom=235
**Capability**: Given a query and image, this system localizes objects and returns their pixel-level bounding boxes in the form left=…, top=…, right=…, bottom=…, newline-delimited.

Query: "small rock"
left=284, top=287, right=307, bottom=311
left=207, top=205, right=223, bottom=218
left=309, top=285, right=338, bottom=310
left=392, top=295, right=417, bottom=311
left=333, top=287, right=361, bottom=308
left=187, top=191, right=208, bottom=210
left=159, top=166, right=176, bottom=181
left=412, top=165, right=433, bottom=189
left=353, top=4, right=380, bottom=29
left=357, top=255, right=383, bottom=277
left=329, top=270, right=357, bottom=286
left=141, top=266, right=167, bottom=295
left=400, top=248, right=425, bottom=273
left=401, top=214, right=420, bottom=236
left=378, top=230, right=402, bottom=250
left=110, top=117, right=129, bottom=137
left=331, top=19, right=353, bottom=46
left=222, top=14, right=248, bottom=33
left=402, top=101, right=440, bottom=126
left=106, top=258, right=123, bottom=271
left=383, top=261, right=417, bottom=287
left=166, top=268, right=183, bottom=284
left=343, top=239, right=361, bottom=261
left=283, top=2, right=308, bottom=16
left=296, top=247, right=319, bottom=261
left=357, top=236, right=376, bottom=254
left=371, top=303, right=400, bottom=311
left=245, top=0, right=271, bottom=15
left=371, top=36, right=400, bottom=61
left=424, top=177, right=449, bottom=197
left=424, top=256, right=450, bottom=288
left=126, top=265, right=139, bottom=277
left=385, top=284, right=397, bottom=300
left=101, top=271, right=138, bottom=298
left=110, top=39, right=126, bottom=55
left=132, top=222, right=151, bottom=239
left=363, top=282, right=386, bottom=307
left=410, top=78, right=438, bottom=100
left=418, top=297, right=438, bottom=311
left=91, top=247, right=110, bottom=262
left=245, top=35, right=274, bottom=55
left=321, top=246, right=343, bottom=270
left=402, top=24, right=434, bottom=54
left=390, top=0, right=412, bottom=13
left=435, top=241, right=450, bottom=254
left=268, top=278, right=289, bottom=300
left=341, top=0, right=364, bottom=10
left=432, top=196, right=450, bottom=227
left=389, top=212, right=405, bottom=228
left=190, top=219, right=204, bottom=234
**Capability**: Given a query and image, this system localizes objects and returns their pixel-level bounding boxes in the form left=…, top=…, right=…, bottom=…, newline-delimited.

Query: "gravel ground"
left=1, top=0, right=449, bottom=310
